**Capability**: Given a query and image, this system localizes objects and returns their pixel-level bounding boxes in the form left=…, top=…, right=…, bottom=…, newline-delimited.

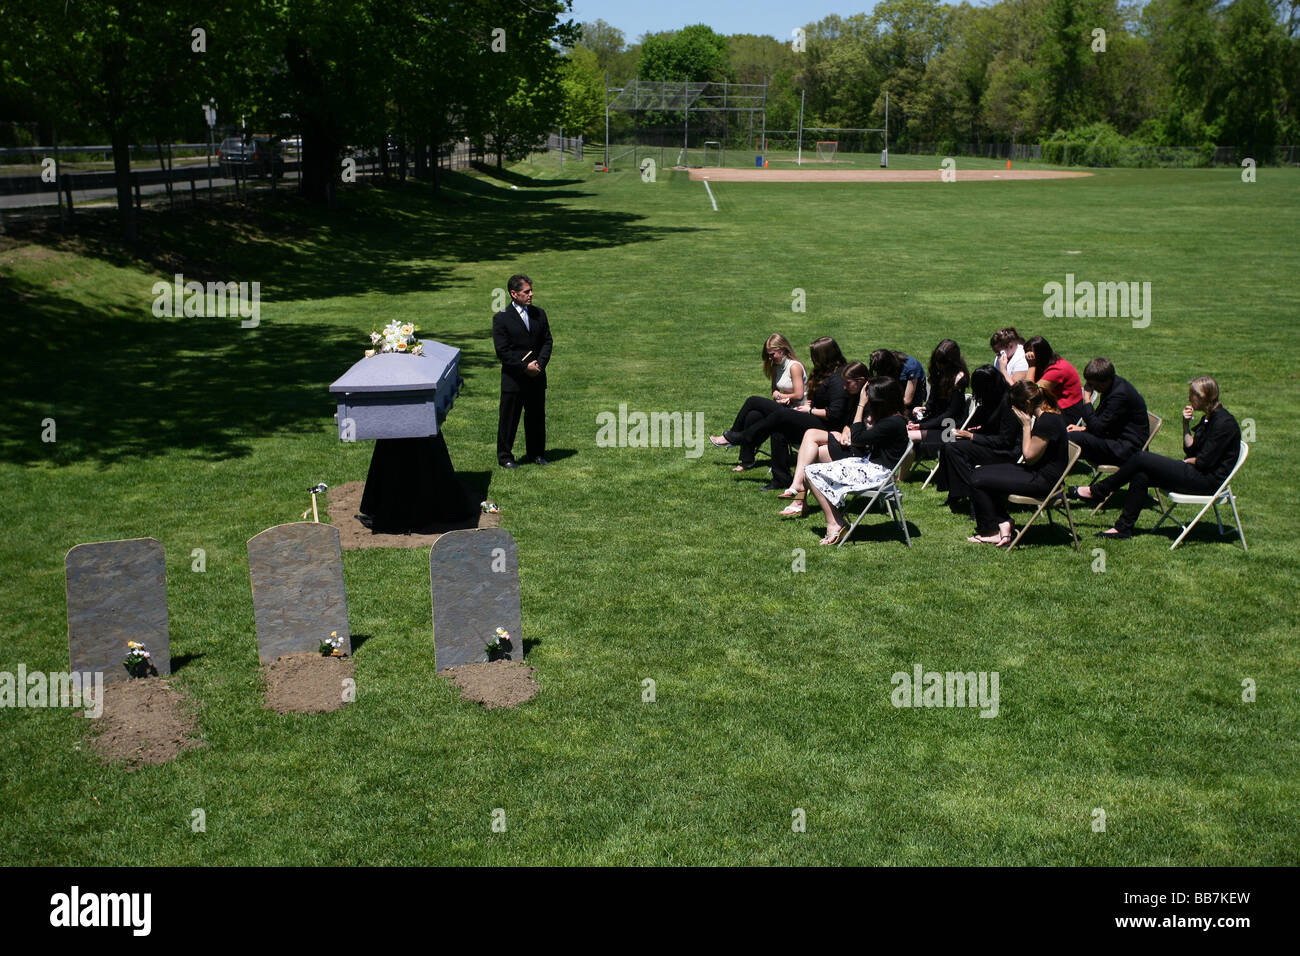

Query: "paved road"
left=0, top=174, right=297, bottom=210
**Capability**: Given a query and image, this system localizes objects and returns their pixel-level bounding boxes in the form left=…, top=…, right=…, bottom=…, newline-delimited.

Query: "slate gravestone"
left=247, top=523, right=351, bottom=664
left=430, top=528, right=522, bottom=670
left=66, top=538, right=171, bottom=684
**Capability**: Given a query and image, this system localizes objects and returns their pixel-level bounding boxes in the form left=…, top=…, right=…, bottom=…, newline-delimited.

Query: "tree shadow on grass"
left=22, top=172, right=697, bottom=304
left=469, top=163, right=585, bottom=188
left=1, top=174, right=701, bottom=468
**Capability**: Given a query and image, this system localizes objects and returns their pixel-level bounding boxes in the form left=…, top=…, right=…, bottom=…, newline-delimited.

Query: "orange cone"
left=1006, top=159, right=1011, bottom=169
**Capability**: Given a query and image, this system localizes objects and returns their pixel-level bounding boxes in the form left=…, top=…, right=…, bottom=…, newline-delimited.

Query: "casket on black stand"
left=330, top=344, right=476, bottom=532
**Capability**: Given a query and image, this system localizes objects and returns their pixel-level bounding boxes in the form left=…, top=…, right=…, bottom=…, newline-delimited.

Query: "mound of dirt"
left=326, top=480, right=501, bottom=551
left=87, top=678, right=203, bottom=769
left=440, top=661, right=539, bottom=709
left=263, top=653, right=356, bottom=714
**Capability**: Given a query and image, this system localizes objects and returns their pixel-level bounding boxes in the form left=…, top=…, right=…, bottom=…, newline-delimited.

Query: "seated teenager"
left=778, top=361, right=870, bottom=514
left=719, top=334, right=807, bottom=473
left=933, top=364, right=1020, bottom=511
left=711, top=338, right=864, bottom=491
left=965, top=381, right=1070, bottom=546
left=869, top=348, right=926, bottom=414
left=1070, top=376, right=1240, bottom=539
left=1066, top=357, right=1149, bottom=468
left=1024, top=335, right=1088, bottom=423
left=713, top=336, right=834, bottom=483
left=802, top=377, right=911, bottom=545
left=991, top=327, right=1031, bottom=385
left=907, top=338, right=969, bottom=456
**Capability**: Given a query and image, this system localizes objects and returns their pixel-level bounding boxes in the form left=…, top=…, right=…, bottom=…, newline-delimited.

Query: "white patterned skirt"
left=805, top=458, right=893, bottom=508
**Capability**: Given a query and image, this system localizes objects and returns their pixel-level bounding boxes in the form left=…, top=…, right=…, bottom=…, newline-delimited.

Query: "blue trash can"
left=755, top=155, right=764, bottom=168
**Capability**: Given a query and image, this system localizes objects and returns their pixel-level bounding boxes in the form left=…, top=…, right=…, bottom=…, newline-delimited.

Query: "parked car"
left=218, top=137, right=284, bottom=178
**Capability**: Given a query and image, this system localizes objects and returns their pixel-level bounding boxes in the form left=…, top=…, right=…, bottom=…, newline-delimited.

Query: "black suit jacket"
left=1080, top=376, right=1148, bottom=449
left=492, top=302, right=553, bottom=394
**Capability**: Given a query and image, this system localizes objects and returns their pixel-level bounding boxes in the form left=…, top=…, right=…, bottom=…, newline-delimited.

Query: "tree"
left=579, top=19, right=626, bottom=74
left=639, top=24, right=730, bottom=81
left=3, top=0, right=224, bottom=240
left=560, top=46, right=605, bottom=139
left=1213, top=0, right=1292, bottom=153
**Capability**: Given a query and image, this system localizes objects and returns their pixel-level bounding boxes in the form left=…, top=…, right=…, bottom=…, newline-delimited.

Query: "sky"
left=567, top=0, right=883, bottom=44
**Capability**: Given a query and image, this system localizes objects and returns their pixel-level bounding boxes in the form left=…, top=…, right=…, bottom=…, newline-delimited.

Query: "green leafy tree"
left=2, top=0, right=225, bottom=239
left=639, top=24, right=730, bottom=81
left=560, top=45, right=605, bottom=139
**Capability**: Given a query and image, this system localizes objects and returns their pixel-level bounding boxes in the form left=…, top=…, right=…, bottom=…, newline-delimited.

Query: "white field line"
left=702, top=179, right=718, bottom=212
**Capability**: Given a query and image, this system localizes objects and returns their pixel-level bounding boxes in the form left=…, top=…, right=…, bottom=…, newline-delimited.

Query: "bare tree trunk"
left=111, top=125, right=137, bottom=241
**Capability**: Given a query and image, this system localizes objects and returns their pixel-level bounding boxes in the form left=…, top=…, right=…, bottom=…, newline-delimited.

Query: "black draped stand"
left=358, top=433, right=478, bottom=532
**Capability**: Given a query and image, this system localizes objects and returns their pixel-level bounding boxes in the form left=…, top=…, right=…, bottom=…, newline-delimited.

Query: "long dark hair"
left=806, top=336, right=847, bottom=395
left=841, top=360, right=869, bottom=386
left=866, top=376, right=905, bottom=421
left=868, top=349, right=904, bottom=379
left=928, top=339, right=968, bottom=399
left=1024, top=335, right=1057, bottom=377
left=970, top=364, right=1007, bottom=408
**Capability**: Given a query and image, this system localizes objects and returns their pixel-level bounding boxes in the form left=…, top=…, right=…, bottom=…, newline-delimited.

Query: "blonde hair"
left=763, top=334, right=796, bottom=382
left=1188, top=375, right=1219, bottom=410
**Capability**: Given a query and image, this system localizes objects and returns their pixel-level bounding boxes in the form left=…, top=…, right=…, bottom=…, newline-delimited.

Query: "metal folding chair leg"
left=839, top=485, right=885, bottom=547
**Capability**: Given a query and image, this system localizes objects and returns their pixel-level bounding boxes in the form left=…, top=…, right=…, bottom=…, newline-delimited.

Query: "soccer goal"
left=815, top=141, right=839, bottom=163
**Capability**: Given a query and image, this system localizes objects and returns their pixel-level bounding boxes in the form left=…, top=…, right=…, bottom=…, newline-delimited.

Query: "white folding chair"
left=1151, top=441, right=1249, bottom=551
left=1004, top=441, right=1083, bottom=553
left=1091, top=412, right=1163, bottom=515
left=919, top=394, right=979, bottom=490
left=839, top=442, right=914, bottom=548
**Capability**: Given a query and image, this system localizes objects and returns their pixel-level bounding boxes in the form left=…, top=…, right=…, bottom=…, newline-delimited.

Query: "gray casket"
left=330, top=343, right=462, bottom=441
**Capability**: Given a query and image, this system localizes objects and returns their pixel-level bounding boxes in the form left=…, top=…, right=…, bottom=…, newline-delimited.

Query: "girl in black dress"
left=966, top=382, right=1070, bottom=546
left=907, top=338, right=969, bottom=456
left=933, top=364, right=1021, bottom=510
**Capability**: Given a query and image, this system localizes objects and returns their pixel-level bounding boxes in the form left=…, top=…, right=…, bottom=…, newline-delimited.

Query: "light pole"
left=203, top=99, right=217, bottom=202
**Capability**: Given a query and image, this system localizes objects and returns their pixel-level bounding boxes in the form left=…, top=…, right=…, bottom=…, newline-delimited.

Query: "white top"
left=1004, top=344, right=1028, bottom=374
left=774, top=358, right=804, bottom=394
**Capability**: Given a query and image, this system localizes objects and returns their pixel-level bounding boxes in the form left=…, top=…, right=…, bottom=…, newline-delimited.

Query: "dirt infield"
left=686, top=167, right=1091, bottom=183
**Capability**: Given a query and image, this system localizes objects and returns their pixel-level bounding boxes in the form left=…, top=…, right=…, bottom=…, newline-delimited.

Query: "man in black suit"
left=492, top=274, right=553, bottom=468
left=1068, top=357, right=1149, bottom=467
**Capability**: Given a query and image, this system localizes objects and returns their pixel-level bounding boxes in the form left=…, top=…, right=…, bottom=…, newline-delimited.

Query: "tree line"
left=565, top=1, right=1298, bottom=157
left=1, top=0, right=576, bottom=238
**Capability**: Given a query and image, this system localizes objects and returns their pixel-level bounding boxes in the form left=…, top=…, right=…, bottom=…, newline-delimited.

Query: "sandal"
left=779, top=499, right=807, bottom=518
left=776, top=487, right=801, bottom=499
left=732, top=461, right=759, bottom=472
left=819, top=524, right=849, bottom=546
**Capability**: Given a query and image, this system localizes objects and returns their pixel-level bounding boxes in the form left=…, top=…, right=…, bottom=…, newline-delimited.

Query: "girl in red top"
left=1025, top=335, right=1088, bottom=423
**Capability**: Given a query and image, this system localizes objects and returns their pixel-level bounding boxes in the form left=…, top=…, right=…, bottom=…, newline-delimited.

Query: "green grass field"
left=1, top=157, right=1296, bottom=865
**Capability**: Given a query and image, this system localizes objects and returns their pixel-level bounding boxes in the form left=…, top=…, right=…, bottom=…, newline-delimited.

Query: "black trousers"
left=969, top=463, right=1060, bottom=535
left=1072, top=431, right=1133, bottom=468
left=498, top=385, right=545, bottom=464
left=735, top=404, right=824, bottom=487
left=937, top=440, right=1016, bottom=501
left=1091, top=450, right=1218, bottom=532
left=730, top=396, right=782, bottom=466
left=1060, top=400, right=1090, bottom=425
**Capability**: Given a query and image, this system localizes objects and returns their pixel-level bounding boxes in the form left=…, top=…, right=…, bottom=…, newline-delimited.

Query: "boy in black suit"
left=1068, top=357, right=1149, bottom=467
left=492, top=274, right=553, bottom=467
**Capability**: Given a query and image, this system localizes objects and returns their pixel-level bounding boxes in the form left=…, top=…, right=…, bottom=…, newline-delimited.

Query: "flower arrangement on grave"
left=485, top=627, right=512, bottom=660
left=320, top=631, right=344, bottom=657
left=364, top=320, right=424, bottom=357
left=124, top=641, right=157, bottom=679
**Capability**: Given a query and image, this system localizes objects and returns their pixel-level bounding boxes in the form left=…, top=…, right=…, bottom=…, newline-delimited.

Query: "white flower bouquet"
left=364, top=320, right=424, bottom=357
